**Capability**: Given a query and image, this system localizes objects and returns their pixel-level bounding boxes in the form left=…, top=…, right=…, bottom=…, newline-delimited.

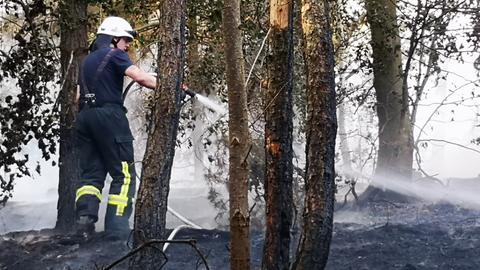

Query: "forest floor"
left=1, top=200, right=480, bottom=270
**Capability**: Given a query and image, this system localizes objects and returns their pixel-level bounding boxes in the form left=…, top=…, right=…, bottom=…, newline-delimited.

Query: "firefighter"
left=75, top=16, right=156, bottom=238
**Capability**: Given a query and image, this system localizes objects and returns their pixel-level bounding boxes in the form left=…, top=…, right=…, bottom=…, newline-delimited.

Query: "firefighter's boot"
left=75, top=215, right=96, bottom=238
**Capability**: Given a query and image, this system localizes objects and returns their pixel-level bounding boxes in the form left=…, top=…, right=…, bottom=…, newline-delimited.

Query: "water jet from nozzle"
left=183, top=87, right=226, bottom=115
left=194, top=94, right=227, bottom=115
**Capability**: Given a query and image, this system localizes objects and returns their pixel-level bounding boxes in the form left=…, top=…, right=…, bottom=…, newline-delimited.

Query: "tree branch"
left=417, top=138, right=480, bottom=155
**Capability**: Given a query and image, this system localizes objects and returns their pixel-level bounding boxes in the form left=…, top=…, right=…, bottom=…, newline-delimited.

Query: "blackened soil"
left=1, top=202, right=480, bottom=270
left=327, top=202, right=480, bottom=270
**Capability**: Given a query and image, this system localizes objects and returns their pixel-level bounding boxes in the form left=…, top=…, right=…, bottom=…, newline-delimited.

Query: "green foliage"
left=185, top=0, right=226, bottom=95
left=0, top=0, right=58, bottom=204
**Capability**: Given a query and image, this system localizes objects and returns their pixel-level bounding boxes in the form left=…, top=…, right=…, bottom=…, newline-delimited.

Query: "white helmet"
left=97, top=16, right=137, bottom=40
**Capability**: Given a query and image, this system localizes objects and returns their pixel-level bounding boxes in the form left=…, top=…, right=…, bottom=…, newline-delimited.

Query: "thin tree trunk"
left=292, top=0, right=336, bottom=269
left=130, top=1, right=186, bottom=268
left=338, top=102, right=352, bottom=172
left=262, top=0, right=294, bottom=269
left=223, top=0, right=251, bottom=269
left=56, top=0, right=88, bottom=232
left=186, top=10, right=206, bottom=184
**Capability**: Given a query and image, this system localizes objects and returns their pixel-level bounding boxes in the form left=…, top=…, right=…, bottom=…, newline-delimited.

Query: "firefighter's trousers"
left=75, top=104, right=136, bottom=233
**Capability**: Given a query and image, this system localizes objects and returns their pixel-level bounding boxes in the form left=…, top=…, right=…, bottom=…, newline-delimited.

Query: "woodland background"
left=1, top=0, right=480, bottom=269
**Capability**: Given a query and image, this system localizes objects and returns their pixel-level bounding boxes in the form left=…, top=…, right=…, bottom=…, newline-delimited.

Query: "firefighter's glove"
left=180, top=84, right=196, bottom=101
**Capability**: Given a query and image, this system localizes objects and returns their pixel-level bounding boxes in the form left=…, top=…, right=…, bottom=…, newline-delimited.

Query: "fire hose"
left=122, top=73, right=196, bottom=102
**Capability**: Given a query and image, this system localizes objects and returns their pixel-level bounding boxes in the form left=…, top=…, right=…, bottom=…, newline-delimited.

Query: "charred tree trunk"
left=362, top=0, right=413, bottom=201
left=223, top=0, right=251, bottom=269
left=262, top=0, right=294, bottom=269
left=55, top=0, right=88, bottom=232
left=129, top=1, right=186, bottom=268
left=292, top=0, right=336, bottom=269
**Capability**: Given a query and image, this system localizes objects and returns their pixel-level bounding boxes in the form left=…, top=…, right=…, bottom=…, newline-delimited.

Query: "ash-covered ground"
left=1, top=201, right=480, bottom=270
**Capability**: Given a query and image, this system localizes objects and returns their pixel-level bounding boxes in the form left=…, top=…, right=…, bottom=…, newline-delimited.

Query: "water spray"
left=123, top=76, right=226, bottom=115
left=182, top=86, right=227, bottom=115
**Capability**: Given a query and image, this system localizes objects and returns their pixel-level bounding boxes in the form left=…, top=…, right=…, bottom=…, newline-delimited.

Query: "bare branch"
left=417, top=138, right=480, bottom=155
left=103, top=238, right=210, bottom=270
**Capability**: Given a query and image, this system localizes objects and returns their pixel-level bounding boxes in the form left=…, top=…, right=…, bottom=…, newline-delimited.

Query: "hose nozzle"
left=184, top=88, right=196, bottom=97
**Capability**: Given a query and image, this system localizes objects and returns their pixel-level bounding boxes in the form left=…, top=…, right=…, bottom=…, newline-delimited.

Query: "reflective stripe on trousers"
left=108, top=161, right=132, bottom=216
left=76, top=185, right=102, bottom=202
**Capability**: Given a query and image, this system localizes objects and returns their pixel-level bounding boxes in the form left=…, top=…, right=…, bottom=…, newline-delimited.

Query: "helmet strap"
left=112, top=37, right=119, bottom=48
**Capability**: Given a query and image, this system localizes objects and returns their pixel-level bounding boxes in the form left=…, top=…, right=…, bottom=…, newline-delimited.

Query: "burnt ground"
left=1, top=202, right=480, bottom=270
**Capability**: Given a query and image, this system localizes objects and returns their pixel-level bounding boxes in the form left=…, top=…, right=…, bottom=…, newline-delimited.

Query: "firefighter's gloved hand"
left=179, top=87, right=187, bottom=101
left=180, top=84, right=196, bottom=101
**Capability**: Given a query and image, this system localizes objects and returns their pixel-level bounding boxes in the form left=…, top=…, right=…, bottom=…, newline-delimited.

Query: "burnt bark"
left=129, top=1, right=186, bottom=269
left=262, top=0, right=294, bottom=269
left=223, top=0, right=252, bottom=269
left=292, top=0, right=337, bottom=269
left=55, top=0, right=88, bottom=232
left=361, top=0, right=414, bottom=202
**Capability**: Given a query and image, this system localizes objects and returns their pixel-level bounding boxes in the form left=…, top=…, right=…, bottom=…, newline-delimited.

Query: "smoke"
left=334, top=168, right=480, bottom=225
left=336, top=172, right=480, bottom=211
left=368, top=175, right=478, bottom=206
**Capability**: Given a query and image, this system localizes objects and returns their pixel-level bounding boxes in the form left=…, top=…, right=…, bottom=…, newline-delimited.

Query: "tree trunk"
left=262, top=0, right=294, bottom=269
left=338, top=102, right=352, bottom=172
left=366, top=0, right=413, bottom=179
left=130, top=1, right=186, bottom=268
left=186, top=10, right=207, bottom=184
left=223, top=0, right=251, bottom=269
left=55, top=0, right=88, bottom=232
left=292, top=0, right=336, bottom=269
left=361, top=0, right=414, bottom=202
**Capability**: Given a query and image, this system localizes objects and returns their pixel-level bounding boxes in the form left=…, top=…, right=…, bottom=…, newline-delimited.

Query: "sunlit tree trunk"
left=262, top=0, right=294, bottom=269
left=223, top=0, right=251, bottom=269
left=365, top=0, right=413, bottom=182
left=292, top=0, right=337, bottom=269
left=130, top=1, right=186, bottom=268
left=56, top=0, right=88, bottom=232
